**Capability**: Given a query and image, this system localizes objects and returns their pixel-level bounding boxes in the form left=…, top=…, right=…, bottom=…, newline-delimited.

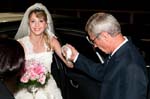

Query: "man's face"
left=88, top=32, right=112, bottom=54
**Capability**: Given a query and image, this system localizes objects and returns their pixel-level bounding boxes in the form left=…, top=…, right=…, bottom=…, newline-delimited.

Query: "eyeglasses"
left=86, top=33, right=101, bottom=45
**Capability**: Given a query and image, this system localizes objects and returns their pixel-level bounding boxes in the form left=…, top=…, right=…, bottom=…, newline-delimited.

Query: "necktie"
left=106, top=55, right=111, bottom=64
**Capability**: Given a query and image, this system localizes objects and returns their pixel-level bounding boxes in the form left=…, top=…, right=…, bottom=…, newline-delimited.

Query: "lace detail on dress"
left=18, top=36, right=53, bottom=72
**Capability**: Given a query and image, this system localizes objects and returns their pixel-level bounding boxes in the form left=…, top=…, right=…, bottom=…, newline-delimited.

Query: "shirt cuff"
left=73, top=53, right=79, bottom=63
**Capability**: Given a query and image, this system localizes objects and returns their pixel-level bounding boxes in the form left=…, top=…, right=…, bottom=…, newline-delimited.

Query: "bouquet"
left=19, top=59, right=50, bottom=89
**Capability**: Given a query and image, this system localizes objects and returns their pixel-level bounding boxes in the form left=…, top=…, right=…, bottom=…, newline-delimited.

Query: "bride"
left=14, top=3, right=72, bottom=99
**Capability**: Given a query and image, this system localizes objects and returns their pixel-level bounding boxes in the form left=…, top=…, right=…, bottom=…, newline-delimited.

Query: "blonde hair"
left=29, top=9, right=52, bottom=50
left=15, top=3, right=54, bottom=51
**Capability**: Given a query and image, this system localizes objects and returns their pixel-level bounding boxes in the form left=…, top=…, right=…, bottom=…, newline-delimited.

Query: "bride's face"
left=29, top=12, right=47, bottom=36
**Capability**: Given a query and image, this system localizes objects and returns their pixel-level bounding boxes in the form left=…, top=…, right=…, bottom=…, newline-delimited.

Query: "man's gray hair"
left=85, top=12, right=121, bottom=36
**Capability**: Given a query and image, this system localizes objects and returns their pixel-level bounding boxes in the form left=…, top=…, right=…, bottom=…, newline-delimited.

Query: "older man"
left=63, top=12, right=148, bottom=99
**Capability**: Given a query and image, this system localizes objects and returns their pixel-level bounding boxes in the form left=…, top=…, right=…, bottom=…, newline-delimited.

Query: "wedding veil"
left=14, top=3, right=54, bottom=39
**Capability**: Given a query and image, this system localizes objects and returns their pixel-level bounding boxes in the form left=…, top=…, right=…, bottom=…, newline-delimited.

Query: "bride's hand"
left=65, top=61, right=74, bottom=68
left=61, top=44, right=79, bottom=68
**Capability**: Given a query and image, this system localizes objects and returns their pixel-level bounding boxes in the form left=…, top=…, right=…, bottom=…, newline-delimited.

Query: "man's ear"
left=101, top=32, right=109, bottom=38
left=101, top=32, right=112, bottom=41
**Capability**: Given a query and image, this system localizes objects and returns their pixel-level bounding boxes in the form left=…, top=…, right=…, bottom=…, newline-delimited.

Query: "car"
left=52, top=26, right=104, bottom=99
left=0, top=12, right=149, bottom=99
left=0, top=13, right=23, bottom=38
left=52, top=14, right=104, bottom=99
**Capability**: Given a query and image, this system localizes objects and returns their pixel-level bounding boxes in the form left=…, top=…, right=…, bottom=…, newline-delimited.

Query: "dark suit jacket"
left=75, top=40, right=148, bottom=99
left=0, top=81, right=15, bottom=99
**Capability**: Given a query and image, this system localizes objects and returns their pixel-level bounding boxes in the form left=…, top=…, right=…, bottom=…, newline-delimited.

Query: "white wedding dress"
left=14, top=36, right=63, bottom=99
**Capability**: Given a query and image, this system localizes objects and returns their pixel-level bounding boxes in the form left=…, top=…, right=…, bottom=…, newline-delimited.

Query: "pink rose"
left=34, top=65, right=45, bottom=75
left=29, top=70, right=39, bottom=80
left=20, top=75, right=29, bottom=83
left=38, top=74, right=46, bottom=85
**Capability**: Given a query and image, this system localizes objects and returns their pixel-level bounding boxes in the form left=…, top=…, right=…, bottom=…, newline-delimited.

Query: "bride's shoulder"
left=50, top=36, right=60, bottom=49
left=17, top=36, right=30, bottom=52
left=50, top=36, right=59, bottom=45
left=17, top=36, right=29, bottom=42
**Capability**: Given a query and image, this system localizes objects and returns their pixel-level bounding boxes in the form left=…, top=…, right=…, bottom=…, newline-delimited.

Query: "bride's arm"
left=51, top=37, right=73, bottom=67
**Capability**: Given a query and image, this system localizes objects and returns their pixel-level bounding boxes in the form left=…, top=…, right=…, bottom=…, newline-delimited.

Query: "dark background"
left=0, top=0, right=149, bottom=12
left=1, top=0, right=150, bottom=26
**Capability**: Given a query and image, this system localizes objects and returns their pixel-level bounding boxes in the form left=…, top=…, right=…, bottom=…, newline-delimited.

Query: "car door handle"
left=69, top=79, right=79, bottom=88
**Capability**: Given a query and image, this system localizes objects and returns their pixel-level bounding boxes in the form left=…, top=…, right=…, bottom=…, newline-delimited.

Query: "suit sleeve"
left=74, top=54, right=104, bottom=82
